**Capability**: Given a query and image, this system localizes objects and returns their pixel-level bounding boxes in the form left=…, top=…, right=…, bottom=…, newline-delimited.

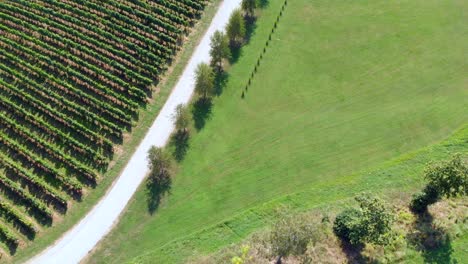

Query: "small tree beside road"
left=194, top=62, right=215, bottom=101
left=227, top=8, right=246, bottom=48
left=173, top=104, right=191, bottom=135
left=210, top=30, right=230, bottom=71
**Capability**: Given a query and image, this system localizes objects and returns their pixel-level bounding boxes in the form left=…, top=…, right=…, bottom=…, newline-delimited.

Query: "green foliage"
left=147, top=146, right=173, bottom=184
left=270, top=214, right=323, bottom=259
left=355, top=194, right=394, bottom=245
left=333, top=208, right=362, bottom=243
left=210, top=30, right=231, bottom=70
left=242, top=0, right=257, bottom=17
left=173, top=104, right=192, bottom=134
left=227, top=8, right=246, bottom=47
left=410, top=155, right=467, bottom=213
left=425, top=154, right=467, bottom=198
left=194, top=63, right=215, bottom=100
left=334, top=194, right=394, bottom=246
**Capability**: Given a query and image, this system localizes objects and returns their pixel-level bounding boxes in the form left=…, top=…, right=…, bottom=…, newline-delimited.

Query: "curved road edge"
left=28, top=1, right=242, bottom=263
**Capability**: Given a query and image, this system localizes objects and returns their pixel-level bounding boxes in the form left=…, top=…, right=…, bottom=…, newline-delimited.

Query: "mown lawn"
left=88, top=0, right=467, bottom=263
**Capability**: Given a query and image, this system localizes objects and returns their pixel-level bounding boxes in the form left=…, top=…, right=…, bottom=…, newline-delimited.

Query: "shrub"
left=425, top=154, right=467, bottom=198
left=270, top=214, right=323, bottom=263
left=333, top=194, right=394, bottom=246
left=333, top=208, right=361, bottom=243
left=410, top=154, right=467, bottom=213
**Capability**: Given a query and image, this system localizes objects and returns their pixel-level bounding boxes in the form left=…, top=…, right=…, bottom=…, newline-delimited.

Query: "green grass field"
left=89, top=0, right=467, bottom=262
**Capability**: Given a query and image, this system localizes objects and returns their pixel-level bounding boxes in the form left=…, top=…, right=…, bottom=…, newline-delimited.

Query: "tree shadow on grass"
left=407, top=212, right=454, bottom=264
left=146, top=175, right=172, bottom=215
left=192, top=98, right=212, bottom=131
left=170, top=131, right=190, bottom=162
left=214, top=70, right=229, bottom=96
left=338, top=240, right=373, bottom=264
left=229, top=17, right=258, bottom=65
left=245, top=16, right=258, bottom=43
left=229, top=44, right=243, bottom=64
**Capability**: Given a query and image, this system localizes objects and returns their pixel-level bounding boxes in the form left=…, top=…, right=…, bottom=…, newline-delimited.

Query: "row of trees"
left=146, top=0, right=263, bottom=210
left=194, top=1, right=256, bottom=101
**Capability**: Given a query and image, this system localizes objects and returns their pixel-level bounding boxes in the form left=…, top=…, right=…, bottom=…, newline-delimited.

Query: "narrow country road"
left=28, top=1, right=242, bottom=263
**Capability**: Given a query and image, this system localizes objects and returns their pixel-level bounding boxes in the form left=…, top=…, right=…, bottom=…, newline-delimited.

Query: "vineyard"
left=0, top=0, right=208, bottom=255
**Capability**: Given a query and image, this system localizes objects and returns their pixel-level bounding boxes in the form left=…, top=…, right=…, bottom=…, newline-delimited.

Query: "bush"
left=410, top=154, right=466, bottom=214
left=425, top=154, right=467, bottom=198
left=270, top=214, right=324, bottom=262
left=333, top=208, right=361, bottom=242
left=333, top=194, right=394, bottom=246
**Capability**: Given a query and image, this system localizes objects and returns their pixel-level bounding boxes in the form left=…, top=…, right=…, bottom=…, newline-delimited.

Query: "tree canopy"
left=411, top=154, right=467, bottom=213
left=210, top=30, right=231, bottom=70
left=147, top=146, right=173, bottom=184
left=227, top=8, right=246, bottom=47
left=194, top=62, right=215, bottom=100
left=242, top=0, right=257, bottom=17
left=334, top=194, right=393, bottom=246
left=173, top=104, right=191, bottom=134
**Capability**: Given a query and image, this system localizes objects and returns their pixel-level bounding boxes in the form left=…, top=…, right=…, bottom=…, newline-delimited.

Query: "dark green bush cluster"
left=333, top=194, right=393, bottom=246
left=410, top=154, right=467, bottom=213
left=409, top=185, right=440, bottom=214
left=333, top=208, right=362, bottom=243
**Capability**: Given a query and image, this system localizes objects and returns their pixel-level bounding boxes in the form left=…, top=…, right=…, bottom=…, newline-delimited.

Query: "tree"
left=173, top=104, right=191, bottom=134
left=410, top=154, right=467, bottom=213
left=425, top=154, right=467, bottom=197
left=194, top=62, right=215, bottom=101
left=333, top=194, right=393, bottom=246
left=210, top=30, right=230, bottom=71
left=147, top=146, right=173, bottom=184
left=242, top=0, right=257, bottom=17
left=146, top=146, right=173, bottom=213
left=333, top=208, right=362, bottom=244
left=227, top=8, right=246, bottom=47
